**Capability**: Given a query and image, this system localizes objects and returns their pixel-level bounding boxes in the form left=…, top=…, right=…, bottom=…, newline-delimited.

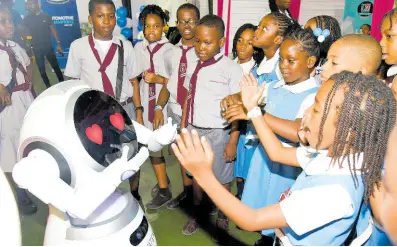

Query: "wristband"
left=154, top=105, right=163, bottom=111
left=135, top=106, right=144, bottom=112
left=247, top=106, right=262, bottom=119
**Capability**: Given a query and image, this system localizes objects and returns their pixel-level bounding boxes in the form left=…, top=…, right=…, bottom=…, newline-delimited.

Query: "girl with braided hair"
left=132, top=4, right=175, bottom=209
left=171, top=71, right=396, bottom=245
left=227, top=27, right=321, bottom=245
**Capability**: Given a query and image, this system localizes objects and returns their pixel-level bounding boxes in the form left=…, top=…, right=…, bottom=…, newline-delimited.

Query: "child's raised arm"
left=172, top=129, right=288, bottom=231
left=240, top=73, right=299, bottom=167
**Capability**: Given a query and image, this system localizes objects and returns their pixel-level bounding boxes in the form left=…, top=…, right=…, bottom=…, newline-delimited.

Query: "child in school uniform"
left=172, top=71, right=396, bottom=246
left=244, top=28, right=321, bottom=245
left=180, top=15, right=243, bottom=240
left=231, top=23, right=263, bottom=199
left=162, top=3, right=200, bottom=209
left=64, top=0, right=139, bottom=201
left=0, top=4, right=37, bottom=215
left=132, top=5, right=175, bottom=209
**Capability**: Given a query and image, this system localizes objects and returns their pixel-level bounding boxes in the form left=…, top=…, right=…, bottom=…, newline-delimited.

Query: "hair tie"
left=313, top=28, right=330, bottom=43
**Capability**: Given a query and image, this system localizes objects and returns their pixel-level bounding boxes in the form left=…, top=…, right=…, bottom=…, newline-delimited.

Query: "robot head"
left=18, top=81, right=139, bottom=187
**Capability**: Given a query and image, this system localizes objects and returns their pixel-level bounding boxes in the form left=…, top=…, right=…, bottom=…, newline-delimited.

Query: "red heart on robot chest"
left=110, top=112, right=125, bottom=131
left=85, top=124, right=103, bottom=145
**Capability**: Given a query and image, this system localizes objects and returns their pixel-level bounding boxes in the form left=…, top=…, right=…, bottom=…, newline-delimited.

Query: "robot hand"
left=67, top=146, right=149, bottom=219
left=153, top=117, right=177, bottom=146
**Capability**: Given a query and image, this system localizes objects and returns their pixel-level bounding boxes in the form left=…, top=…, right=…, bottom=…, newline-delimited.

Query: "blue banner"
left=40, top=0, right=81, bottom=69
left=343, top=0, right=374, bottom=33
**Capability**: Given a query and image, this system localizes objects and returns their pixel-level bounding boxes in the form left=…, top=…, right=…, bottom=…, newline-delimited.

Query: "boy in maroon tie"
left=156, top=3, right=200, bottom=210
left=180, top=15, right=242, bottom=242
left=64, top=0, right=140, bottom=198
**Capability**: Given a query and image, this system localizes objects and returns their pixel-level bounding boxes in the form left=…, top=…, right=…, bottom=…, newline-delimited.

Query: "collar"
left=257, top=49, right=279, bottom=75
left=176, top=39, right=194, bottom=49
left=143, top=34, right=168, bottom=50
left=279, top=9, right=291, bottom=19
left=387, top=65, right=397, bottom=77
left=91, top=32, right=120, bottom=47
left=273, top=77, right=318, bottom=94
left=195, top=52, right=223, bottom=62
left=302, top=147, right=364, bottom=176
left=0, top=40, right=14, bottom=47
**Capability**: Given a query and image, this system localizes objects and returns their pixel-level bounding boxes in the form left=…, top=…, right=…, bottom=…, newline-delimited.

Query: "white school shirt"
left=183, top=52, right=243, bottom=128
left=160, top=0, right=200, bottom=27
left=0, top=40, right=34, bottom=172
left=295, top=93, right=316, bottom=119
left=280, top=147, right=361, bottom=236
left=165, top=41, right=196, bottom=116
left=133, top=37, right=174, bottom=130
left=234, top=57, right=255, bottom=74
left=64, top=34, right=136, bottom=103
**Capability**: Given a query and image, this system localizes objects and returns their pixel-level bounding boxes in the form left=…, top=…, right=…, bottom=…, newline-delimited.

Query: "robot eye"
left=85, top=124, right=103, bottom=145
left=110, top=112, right=125, bottom=131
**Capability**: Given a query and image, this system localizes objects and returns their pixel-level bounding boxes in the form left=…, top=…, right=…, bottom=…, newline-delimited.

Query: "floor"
left=19, top=61, right=259, bottom=246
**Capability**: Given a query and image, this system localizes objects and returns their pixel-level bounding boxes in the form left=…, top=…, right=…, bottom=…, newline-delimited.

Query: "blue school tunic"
left=234, top=63, right=280, bottom=179
left=241, top=78, right=318, bottom=237
left=282, top=172, right=365, bottom=245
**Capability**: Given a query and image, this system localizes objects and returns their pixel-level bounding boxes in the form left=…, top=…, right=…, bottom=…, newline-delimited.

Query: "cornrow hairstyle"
left=381, top=7, right=397, bottom=30
left=88, top=0, right=115, bottom=16
left=269, top=0, right=292, bottom=18
left=316, top=71, right=396, bottom=203
left=311, top=15, right=341, bottom=62
left=139, top=4, right=168, bottom=27
left=232, top=23, right=264, bottom=66
left=267, top=12, right=300, bottom=38
left=177, top=3, right=200, bottom=20
left=197, top=14, right=225, bottom=38
left=285, top=28, right=320, bottom=60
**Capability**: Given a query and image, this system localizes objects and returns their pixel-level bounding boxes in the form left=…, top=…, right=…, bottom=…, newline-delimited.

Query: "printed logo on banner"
left=47, top=0, right=70, bottom=4
left=52, top=16, right=74, bottom=26
left=357, top=1, right=373, bottom=17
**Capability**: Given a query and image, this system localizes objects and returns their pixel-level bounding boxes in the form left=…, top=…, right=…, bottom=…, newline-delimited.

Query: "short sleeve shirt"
left=64, top=35, right=137, bottom=102
left=183, top=53, right=243, bottom=128
left=0, top=40, right=30, bottom=87
left=23, top=12, right=53, bottom=50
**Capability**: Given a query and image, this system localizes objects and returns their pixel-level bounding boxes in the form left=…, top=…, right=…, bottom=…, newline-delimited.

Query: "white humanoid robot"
left=12, top=80, right=177, bottom=246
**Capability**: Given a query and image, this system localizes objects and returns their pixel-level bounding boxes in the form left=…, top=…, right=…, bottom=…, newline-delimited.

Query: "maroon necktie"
left=0, top=44, right=34, bottom=94
left=147, top=43, right=166, bottom=123
left=184, top=56, right=223, bottom=127
left=88, top=35, right=118, bottom=96
left=176, top=46, right=193, bottom=106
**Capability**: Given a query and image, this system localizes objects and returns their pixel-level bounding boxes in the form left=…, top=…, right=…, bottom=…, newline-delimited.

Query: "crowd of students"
left=2, top=0, right=397, bottom=245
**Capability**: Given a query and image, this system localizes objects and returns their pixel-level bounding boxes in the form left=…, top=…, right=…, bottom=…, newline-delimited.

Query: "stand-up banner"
left=40, top=0, right=81, bottom=69
left=343, top=0, right=374, bottom=34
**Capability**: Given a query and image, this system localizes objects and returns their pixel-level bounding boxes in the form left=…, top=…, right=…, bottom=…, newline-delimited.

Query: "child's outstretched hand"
left=222, top=104, right=248, bottom=123
left=240, top=73, right=266, bottom=111
left=220, top=93, right=242, bottom=111
left=171, top=129, right=214, bottom=178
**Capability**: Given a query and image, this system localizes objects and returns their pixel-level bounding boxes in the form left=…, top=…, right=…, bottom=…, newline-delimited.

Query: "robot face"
left=73, top=91, right=139, bottom=168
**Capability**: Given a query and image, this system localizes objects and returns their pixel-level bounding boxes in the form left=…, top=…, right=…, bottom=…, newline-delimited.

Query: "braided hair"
left=317, top=71, right=396, bottom=202
left=309, top=16, right=341, bottom=62
left=267, top=12, right=300, bottom=38
left=269, top=0, right=292, bottom=18
left=232, top=24, right=264, bottom=66
left=381, top=7, right=397, bottom=30
left=285, top=28, right=320, bottom=60
left=139, top=4, right=168, bottom=27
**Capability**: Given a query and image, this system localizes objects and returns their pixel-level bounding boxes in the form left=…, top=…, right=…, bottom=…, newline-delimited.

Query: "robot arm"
left=13, top=146, right=149, bottom=220
left=131, top=117, right=177, bottom=152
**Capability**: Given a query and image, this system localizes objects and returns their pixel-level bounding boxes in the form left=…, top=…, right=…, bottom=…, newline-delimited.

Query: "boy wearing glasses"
left=156, top=3, right=200, bottom=210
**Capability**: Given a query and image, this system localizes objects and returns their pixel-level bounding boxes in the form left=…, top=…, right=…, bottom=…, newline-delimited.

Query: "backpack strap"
left=115, top=40, right=124, bottom=102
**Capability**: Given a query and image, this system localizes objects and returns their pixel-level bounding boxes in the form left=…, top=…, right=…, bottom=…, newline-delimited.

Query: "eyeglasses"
left=176, top=20, right=197, bottom=26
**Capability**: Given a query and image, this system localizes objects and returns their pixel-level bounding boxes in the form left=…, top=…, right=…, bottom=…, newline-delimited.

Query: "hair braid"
left=139, top=4, right=168, bottom=27
left=381, top=7, right=397, bottom=30
left=312, top=15, right=341, bottom=62
left=286, top=28, right=320, bottom=60
left=321, top=72, right=396, bottom=203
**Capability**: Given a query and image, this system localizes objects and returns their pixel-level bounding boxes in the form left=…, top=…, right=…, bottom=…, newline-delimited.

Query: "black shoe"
left=212, top=217, right=229, bottom=243
left=151, top=177, right=171, bottom=198
left=254, top=235, right=275, bottom=246
left=146, top=189, right=172, bottom=210
left=19, top=199, right=37, bottom=215
left=167, top=191, right=192, bottom=209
